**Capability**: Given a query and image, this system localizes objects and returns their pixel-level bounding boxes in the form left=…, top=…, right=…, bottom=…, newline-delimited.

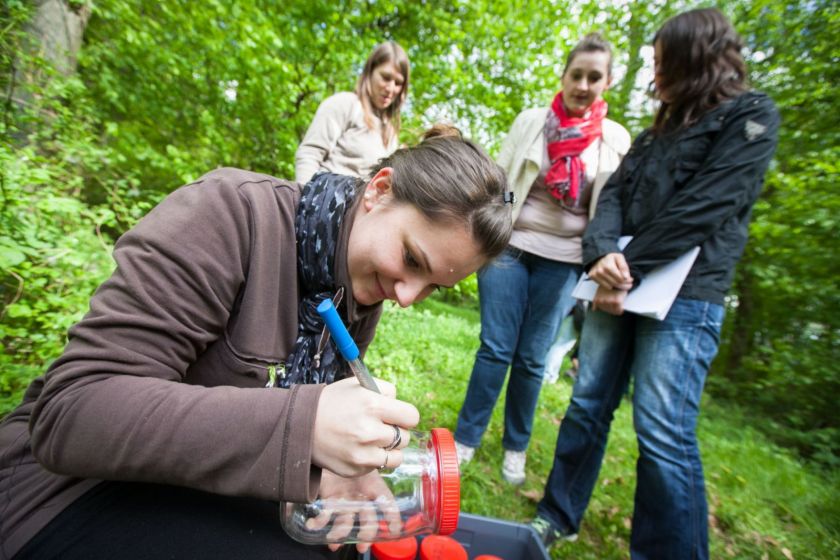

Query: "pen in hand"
left=316, top=298, right=381, bottom=394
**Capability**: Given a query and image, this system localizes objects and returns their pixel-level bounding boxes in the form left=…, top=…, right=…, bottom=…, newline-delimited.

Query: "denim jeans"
left=537, top=298, right=724, bottom=560
left=455, top=247, right=580, bottom=451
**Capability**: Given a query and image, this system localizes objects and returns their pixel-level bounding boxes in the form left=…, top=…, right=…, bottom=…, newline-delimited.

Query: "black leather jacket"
left=583, top=91, right=780, bottom=305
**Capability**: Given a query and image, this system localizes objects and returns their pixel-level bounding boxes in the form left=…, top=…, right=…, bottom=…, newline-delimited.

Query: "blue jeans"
left=537, top=298, right=724, bottom=559
left=455, top=247, right=580, bottom=451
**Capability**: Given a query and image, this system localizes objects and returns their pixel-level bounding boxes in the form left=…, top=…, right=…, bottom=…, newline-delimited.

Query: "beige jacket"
left=497, top=107, right=631, bottom=222
left=295, top=92, right=398, bottom=184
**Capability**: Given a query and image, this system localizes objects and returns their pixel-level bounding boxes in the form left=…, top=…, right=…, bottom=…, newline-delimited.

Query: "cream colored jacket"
left=497, top=107, right=631, bottom=222
left=295, top=92, right=397, bottom=183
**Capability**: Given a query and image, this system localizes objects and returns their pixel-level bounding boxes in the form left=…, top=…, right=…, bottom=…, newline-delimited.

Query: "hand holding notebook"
left=572, top=236, right=700, bottom=320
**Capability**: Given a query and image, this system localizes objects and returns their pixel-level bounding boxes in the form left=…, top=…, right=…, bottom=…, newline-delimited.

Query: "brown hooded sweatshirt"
left=0, top=168, right=381, bottom=558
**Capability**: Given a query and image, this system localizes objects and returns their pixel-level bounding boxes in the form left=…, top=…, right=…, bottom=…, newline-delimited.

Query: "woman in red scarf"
left=454, top=34, right=630, bottom=485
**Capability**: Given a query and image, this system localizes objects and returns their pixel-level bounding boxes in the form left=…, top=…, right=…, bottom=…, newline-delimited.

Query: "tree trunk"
left=24, top=0, right=91, bottom=76
left=614, top=7, right=648, bottom=122
left=7, top=0, right=90, bottom=141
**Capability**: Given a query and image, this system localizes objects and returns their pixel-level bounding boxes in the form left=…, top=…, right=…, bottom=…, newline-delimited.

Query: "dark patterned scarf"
left=280, top=172, right=360, bottom=387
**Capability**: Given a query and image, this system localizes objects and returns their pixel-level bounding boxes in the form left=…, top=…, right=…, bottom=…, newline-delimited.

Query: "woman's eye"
left=404, top=249, right=419, bottom=268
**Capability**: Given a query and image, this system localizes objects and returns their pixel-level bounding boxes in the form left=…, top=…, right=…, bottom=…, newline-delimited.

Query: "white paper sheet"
left=572, top=236, right=700, bottom=320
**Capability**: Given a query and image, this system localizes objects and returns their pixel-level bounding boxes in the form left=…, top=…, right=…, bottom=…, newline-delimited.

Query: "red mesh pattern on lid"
left=430, top=428, right=460, bottom=535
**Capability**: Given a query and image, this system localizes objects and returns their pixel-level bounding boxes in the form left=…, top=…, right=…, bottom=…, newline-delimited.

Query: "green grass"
left=366, top=299, right=840, bottom=559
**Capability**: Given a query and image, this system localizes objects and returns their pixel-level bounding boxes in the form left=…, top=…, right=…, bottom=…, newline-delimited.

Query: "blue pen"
left=316, top=298, right=381, bottom=393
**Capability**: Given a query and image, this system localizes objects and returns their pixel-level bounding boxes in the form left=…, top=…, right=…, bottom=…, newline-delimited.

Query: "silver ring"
left=379, top=449, right=390, bottom=471
left=383, top=425, right=402, bottom=451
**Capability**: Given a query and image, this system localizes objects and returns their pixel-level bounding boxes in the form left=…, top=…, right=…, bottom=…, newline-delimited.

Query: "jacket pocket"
left=188, top=335, right=285, bottom=388
left=672, top=117, right=725, bottom=186
left=672, top=156, right=703, bottom=186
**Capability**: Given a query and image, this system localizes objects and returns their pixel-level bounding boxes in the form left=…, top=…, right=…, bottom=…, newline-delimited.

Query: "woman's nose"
left=393, top=280, right=429, bottom=308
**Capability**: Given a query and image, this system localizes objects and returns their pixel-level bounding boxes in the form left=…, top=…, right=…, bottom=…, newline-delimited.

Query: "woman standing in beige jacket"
left=295, top=41, right=410, bottom=184
left=454, top=33, right=630, bottom=485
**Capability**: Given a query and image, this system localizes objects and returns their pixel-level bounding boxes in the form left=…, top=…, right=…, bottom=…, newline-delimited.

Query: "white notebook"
left=572, top=236, right=700, bottom=320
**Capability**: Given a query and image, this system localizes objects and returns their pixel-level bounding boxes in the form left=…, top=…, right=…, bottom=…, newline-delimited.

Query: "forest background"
left=1, top=0, right=838, bottom=558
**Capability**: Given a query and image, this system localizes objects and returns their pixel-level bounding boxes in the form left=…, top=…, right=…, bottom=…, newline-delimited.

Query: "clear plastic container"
left=281, top=428, right=460, bottom=546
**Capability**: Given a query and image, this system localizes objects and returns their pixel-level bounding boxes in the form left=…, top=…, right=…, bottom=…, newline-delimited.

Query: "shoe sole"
left=502, top=470, right=526, bottom=485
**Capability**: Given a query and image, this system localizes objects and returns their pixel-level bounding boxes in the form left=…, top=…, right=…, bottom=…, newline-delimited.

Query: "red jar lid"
left=370, top=537, right=418, bottom=560
left=430, top=428, right=460, bottom=535
left=419, top=534, right=468, bottom=560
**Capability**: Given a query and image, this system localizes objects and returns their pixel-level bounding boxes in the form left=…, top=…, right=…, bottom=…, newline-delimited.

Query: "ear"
left=362, top=167, right=393, bottom=211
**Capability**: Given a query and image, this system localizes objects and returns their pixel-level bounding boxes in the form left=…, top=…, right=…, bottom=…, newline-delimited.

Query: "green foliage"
left=1, top=2, right=121, bottom=406
left=438, top=273, right=479, bottom=305
left=710, top=0, right=840, bottom=465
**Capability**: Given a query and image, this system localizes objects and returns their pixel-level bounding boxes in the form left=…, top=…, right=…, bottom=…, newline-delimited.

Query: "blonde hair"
left=355, top=41, right=410, bottom=147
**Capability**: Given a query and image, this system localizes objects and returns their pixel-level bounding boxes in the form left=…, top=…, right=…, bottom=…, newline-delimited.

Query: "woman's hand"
left=588, top=252, right=633, bottom=291
left=311, top=376, right=418, bottom=478
left=309, top=469, right=401, bottom=553
left=592, top=285, right=628, bottom=315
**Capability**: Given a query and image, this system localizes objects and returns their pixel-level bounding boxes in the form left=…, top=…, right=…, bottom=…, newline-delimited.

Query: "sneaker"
left=501, top=450, right=527, bottom=485
left=454, top=441, right=475, bottom=466
left=529, top=515, right=578, bottom=548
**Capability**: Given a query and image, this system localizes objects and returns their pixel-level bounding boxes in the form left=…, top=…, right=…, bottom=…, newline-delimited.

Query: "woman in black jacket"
left=529, top=9, right=780, bottom=559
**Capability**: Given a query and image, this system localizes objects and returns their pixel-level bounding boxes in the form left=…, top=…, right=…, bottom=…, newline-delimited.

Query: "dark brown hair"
left=652, top=8, right=748, bottom=133
left=355, top=41, right=410, bottom=146
left=369, top=125, right=512, bottom=260
left=563, top=32, right=614, bottom=78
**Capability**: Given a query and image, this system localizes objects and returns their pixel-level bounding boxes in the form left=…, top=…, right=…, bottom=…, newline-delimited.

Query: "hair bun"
left=420, top=123, right=463, bottom=142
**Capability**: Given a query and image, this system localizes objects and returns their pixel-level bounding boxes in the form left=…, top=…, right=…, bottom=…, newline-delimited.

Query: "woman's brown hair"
left=368, top=124, right=513, bottom=261
left=355, top=41, right=410, bottom=147
left=652, top=8, right=748, bottom=133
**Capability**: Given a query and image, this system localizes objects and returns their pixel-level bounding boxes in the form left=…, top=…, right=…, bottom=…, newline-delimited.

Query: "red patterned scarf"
left=545, top=92, right=607, bottom=204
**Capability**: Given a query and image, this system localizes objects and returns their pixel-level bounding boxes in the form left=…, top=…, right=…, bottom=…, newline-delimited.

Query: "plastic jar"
left=281, top=428, right=460, bottom=546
